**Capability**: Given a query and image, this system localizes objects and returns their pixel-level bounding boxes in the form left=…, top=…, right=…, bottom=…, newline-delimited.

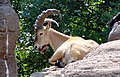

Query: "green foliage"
left=11, top=0, right=120, bottom=76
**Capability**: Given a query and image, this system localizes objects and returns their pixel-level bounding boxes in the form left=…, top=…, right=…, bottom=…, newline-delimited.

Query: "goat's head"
left=34, top=9, right=60, bottom=54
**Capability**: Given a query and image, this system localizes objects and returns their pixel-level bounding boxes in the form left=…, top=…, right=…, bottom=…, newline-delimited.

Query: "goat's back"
left=57, top=37, right=99, bottom=64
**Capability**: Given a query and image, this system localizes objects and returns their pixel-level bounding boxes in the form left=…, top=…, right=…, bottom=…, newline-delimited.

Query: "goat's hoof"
left=71, top=60, right=75, bottom=63
left=55, top=61, right=66, bottom=68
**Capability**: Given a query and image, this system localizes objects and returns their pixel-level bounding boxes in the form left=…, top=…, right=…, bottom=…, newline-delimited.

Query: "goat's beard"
left=39, top=44, right=49, bottom=54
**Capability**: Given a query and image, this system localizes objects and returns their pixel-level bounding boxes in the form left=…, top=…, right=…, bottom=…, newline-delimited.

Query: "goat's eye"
left=39, top=33, right=43, bottom=36
left=43, top=22, right=48, bottom=26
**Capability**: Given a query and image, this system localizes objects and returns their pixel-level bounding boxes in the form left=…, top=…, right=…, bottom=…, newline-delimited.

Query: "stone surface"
left=108, top=21, right=120, bottom=41
left=31, top=40, right=120, bottom=77
left=0, top=0, right=10, bottom=5
left=0, top=31, right=6, bottom=58
left=107, top=12, right=120, bottom=41
left=0, top=0, right=19, bottom=77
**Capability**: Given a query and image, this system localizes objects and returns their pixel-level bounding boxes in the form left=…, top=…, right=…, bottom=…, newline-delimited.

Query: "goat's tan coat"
left=35, top=27, right=99, bottom=65
left=34, top=9, right=99, bottom=67
left=49, top=34, right=99, bottom=65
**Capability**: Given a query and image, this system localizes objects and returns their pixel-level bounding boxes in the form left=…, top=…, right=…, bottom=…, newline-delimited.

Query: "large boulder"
left=107, top=12, right=120, bottom=41
left=31, top=40, right=120, bottom=77
left=0, top=0, right=19, bottom=77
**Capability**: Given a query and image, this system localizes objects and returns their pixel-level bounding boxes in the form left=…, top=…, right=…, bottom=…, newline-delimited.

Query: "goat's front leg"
left=49, top=50, right=65, bottom=66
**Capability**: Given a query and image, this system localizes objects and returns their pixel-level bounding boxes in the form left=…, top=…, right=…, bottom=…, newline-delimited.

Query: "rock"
left=0, top=0, right=20, bottom=77
left=108, top=21, right=120, bottom=41
left=107, top=12, right=120, bottom=41
left=30, top=72, right=46, bottom=77
left=31, top=40, right=120, bottom=77
left=107, top=12, right=120, bottom=28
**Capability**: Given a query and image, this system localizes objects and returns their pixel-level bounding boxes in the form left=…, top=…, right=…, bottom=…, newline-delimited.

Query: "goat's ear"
left=46, top=22, right=51, bottom=29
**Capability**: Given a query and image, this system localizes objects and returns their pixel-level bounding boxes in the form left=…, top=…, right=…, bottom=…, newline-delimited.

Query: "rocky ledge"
left=31, top=40, right=120, bottom=77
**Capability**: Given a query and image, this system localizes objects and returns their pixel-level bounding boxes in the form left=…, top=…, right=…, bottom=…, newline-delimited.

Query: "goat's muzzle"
left=35, top=44, right=49, bottom=54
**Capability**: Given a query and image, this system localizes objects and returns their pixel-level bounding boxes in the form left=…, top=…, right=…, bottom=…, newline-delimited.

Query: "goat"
left=34, top=9, right=99, bottom=68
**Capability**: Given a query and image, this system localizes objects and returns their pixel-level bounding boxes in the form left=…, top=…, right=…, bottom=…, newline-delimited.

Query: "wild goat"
left=34, top=9, right=99, bottom=68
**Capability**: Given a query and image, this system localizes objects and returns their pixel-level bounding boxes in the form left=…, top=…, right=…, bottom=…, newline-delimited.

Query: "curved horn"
left=35, top=9, right=60, bottom=29
left=44, top=18, right=59, bottom=27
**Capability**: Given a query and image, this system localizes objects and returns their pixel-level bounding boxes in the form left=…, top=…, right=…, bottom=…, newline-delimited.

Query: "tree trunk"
left=0, top=0, right=19, bottom=77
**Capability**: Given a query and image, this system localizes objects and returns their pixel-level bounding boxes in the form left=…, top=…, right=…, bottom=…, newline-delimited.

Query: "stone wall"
left=0, top=0, right=19, bottom=77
